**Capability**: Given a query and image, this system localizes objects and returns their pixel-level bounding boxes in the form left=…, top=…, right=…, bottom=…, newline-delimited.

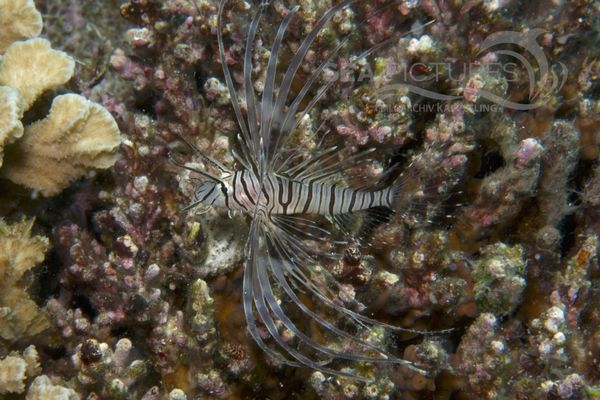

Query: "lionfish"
left=178, top=0, right=439, bottom=381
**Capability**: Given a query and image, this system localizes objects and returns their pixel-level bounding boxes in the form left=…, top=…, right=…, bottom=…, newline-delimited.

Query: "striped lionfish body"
left=221, top=170, right=394, bottom=216
left=177, top=0, right=437, bottom=381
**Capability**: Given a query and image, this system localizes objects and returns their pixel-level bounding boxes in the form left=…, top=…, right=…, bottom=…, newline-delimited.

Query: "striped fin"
left=243, top=217, right=426, bottom=381
left=217, top=0, right=420, bottom=177
left=271, top=214, right=344, bottom=244
left=243, top=219, right=301, bottom=368
left=243, top=5, right=264, bottom=153
left=266, top=0, right=356, bottom=166
left=260, top=5, right=301, bottom=159
left=271, top=1, right=408, bottom=171
left=277, top=146, right=388, bottom=201
left=217, top=0, right=255, bottom=167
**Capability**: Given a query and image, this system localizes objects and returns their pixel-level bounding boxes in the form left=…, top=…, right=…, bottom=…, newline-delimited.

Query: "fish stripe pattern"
left=174, top=0, right=445, bottom=381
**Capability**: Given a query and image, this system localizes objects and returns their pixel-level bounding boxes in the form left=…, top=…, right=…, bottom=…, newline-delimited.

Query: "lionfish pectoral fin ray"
left=265, top=224, right=377, bottom=334
left=261, top=5, right=300, bottom=162
left=254, top=220, right=307, bottom=281
left=270, top=123, right=330, bottom=174
left=251, top=224, right=350, bottom=374
left=278, top=146, right=339, bottom=177
left=266, top=219, right=448, bottom=338
left=261, top=222, right=427, bottom=377
left=259, top=249, right=405, bottom=365
left=265, top=225, right=338, bottom=299
left=253, top=270, right=372, bottom=381
left=275, top=2, right=405, bottom=155
left=172, top=132, right=230, bottom=174
left=217, top=0, right=256, bottom=165
left=350, top=160, right=404, bottom=192
left=266, top=232, right=414, bottom=363
left=167, top=151, right=225, bottom=183
left=234, top=133, right=260, bottom=172
left=278, top=36, right=394, bottom=154
left=231, top=147, right=253, bottom=171
left=271, top=214, right=347, bottom=244
left=273, top=15, right=438, bottom=170
left=244, top=219, right=302, bottom=367
left=244, top=5, right=263, bottom=149
left=292, top=148, right=378, bottom=184
left=249, top=224, right=388, bottom=382
left=388, top=151, right=468, bottom=222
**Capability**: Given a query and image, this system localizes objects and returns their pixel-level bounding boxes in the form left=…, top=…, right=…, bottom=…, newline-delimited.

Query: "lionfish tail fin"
left=387, top=144, right=469, bottom=226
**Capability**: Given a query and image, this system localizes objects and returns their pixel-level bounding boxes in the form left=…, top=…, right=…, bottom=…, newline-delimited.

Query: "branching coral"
left=0, top=0, right=593, bottom=398
left=460, top=137, right=544, bottom=237
left=1, top=94, right=122, bottom=196
left=0, top=0, right=42, bottom=53
left=472, top=243, right=526, bottom=316
left=71, top=338, right=147, bottom=398
left=0, top=218, right=49, bottom=342
left=0, top=345, right=80, bottom=398
left=537, top=120, right=580, bottom=227
left=0, top=354, right=29, bottom=394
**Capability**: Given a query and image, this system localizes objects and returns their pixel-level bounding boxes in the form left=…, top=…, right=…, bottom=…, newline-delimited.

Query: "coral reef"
left=0, top=85, right=24, bottom=168
left=1, top=94, right=122, bottom=196
left=0, top=0, right=597, bottom=398
left=0, top=38, right=74, bottom=109
left=0, top=0, right=42, bottom=53
left=471, top=243, right=526, bottom=316
left=71, top=338, right=147, bottom=398
left=0, top=351, right=31, bottom=394
left=26, top=375, right=79, bottom=400
left=0, top=343, right=80, bottom=398
left=0, top=218, right=49, bottom=343
left=0, top=0, right=121, bottom=197
left=0, top=345, right=41, bottom=395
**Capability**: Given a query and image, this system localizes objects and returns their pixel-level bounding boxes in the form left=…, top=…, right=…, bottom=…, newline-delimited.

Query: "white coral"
left=26, top=375, right=79, bottom=400
left=0, top=355, right=28, bottom=394
left=0, top=346, right=41, bottom=395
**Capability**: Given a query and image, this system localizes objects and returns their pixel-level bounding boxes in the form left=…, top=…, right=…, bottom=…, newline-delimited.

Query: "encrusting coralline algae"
left=0, top=0, right=598, bottom=398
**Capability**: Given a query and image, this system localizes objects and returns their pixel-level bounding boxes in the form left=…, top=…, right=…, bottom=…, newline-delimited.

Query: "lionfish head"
left=194, top=179, right=229, bottom=208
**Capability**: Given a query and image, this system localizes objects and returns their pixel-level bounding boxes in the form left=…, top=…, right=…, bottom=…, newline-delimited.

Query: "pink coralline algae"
left=0, top=0, right=598, bottom=398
